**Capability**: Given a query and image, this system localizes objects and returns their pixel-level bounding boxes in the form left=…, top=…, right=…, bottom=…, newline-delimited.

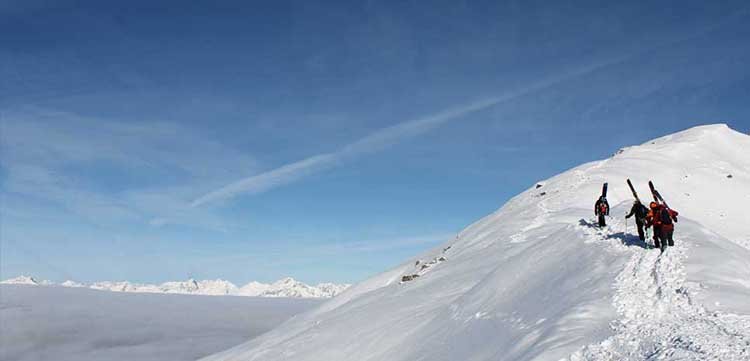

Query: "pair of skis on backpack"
left=626, top=179, right=670, bottom=209
left=594, top=183, right=610, bottom=227
left=626, top=179, right=676, bottom=252
left=596, top=179, right=673, bottom=246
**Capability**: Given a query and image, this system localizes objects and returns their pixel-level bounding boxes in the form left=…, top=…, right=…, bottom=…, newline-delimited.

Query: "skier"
left=658, top=203, right=679, bottom=249
left=594, top=195, right=609, bottom=227
left=645, top=202, right=663, bottom=249
left=625, top=200, right=649, bottom=241
left=645, top=202, right=679, bottom=251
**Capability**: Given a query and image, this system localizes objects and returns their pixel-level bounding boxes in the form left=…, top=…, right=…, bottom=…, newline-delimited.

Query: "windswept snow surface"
left=203, top=124, right=750, bottom=361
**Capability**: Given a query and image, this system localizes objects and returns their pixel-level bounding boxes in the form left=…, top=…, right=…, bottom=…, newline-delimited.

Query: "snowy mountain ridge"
left=0, top=275, right=52, bottom=286
left=0, top=276, right=349, bottom=298
left=203, top=124, right=750, bottom=361
left=237, top=277, right=349, bottom=298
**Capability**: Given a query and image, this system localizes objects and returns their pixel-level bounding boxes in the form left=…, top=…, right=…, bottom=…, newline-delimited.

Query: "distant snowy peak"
left=1, top=275, right=350, bottom=298
left=1, top=275, right=41, bottom=285
left=60, top=280, right=86, bottom=288
left=90, top=281, right=162, bottom=293
left=261, top=277, right=324, bottom=298
left=160, top=279, right=202, bottom=294
left=235, top=277, right=351, bottom=298
left=315, top=282, right=351, bottom=298
left=174, top=279, right=239, bottom=296
left=237, top=281, right=271, bottom=296
left=90, top=278, right=239, bottom=295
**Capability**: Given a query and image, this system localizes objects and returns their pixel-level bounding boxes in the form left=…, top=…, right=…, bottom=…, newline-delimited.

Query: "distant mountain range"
left=1, top=275, right=349, bottom=298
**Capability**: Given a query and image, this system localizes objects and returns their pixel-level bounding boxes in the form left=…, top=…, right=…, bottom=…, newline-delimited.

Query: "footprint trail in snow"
left=571, top=217, right=750, bottom=360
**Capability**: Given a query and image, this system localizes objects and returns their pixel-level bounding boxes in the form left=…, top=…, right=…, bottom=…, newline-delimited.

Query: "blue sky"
left=1, top=0, right=749, bottom=284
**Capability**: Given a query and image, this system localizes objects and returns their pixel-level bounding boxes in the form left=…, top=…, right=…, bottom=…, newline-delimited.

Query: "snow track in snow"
left=571, top=217, right=750, bottom=361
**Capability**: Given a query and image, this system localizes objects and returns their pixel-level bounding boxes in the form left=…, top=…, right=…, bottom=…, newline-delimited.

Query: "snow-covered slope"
left=2, top=277, right=349, bottom=298
left=203, top=124, right=750, bottom=361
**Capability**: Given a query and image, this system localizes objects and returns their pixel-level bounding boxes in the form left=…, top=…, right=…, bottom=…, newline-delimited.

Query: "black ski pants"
left=598, top=214, right=606, bottom=227
left=662, top=228, right=674, bottom=247
left=635, top=220, right=645, bottom=241
left=652, top=226, right=662, bottom=248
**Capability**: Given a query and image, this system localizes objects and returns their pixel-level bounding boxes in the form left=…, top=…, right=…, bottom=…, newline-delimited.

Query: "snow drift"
left=203, top=124, right=750, bottom=361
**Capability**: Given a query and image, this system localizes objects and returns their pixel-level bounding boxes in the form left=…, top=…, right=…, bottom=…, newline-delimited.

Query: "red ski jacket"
left=646, top=205, right=678, bottom=230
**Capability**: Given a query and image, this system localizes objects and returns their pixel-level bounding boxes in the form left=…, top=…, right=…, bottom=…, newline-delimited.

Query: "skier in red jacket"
left=594, top=196, right=610, bottom=227
left=645, top=202, right=679, bottom=251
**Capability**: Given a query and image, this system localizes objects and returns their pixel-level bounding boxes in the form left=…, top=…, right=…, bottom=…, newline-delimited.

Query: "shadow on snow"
left=578, top=219, right=650, bottom=250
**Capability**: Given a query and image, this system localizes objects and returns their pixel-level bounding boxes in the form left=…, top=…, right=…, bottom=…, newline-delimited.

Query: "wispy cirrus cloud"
left=319, top=232, right=455, bottom=254
left=193, top=232, right=456, bottom=271
left=191, top=8, right=750, bottom=207
left=191, top=96, right=533, bottom=207
left=191, top=6, right=750, bottom=208
left=192, top=57, right=624, bottom=207
left=0, top=107, right=255, bottom=230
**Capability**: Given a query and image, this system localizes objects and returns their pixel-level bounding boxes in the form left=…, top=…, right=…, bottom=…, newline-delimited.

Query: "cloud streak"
left=194, top=5, right=750, bottom=208
left=192, top=57, right=623, bottom=207
left=191, top=95, right=542, bottom=207
left=0, top=108, right=252, bottom=230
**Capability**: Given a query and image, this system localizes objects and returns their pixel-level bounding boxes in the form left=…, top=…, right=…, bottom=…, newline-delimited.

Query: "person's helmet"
left=649, top=201, right=658, bottom=209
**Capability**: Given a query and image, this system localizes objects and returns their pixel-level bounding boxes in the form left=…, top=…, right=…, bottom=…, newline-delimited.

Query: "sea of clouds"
left=0, top=285, right=320, bottom=361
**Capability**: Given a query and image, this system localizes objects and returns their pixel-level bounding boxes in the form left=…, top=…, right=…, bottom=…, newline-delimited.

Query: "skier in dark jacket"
left=594, top=196, right=609, bottom=227
left=625, top=200, right=649, bottom=241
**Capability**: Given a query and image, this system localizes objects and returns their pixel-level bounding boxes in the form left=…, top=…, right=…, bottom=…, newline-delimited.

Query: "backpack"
left=660, top=207, right=673, bottom=225
left=597, top=200, right=608, bottom=215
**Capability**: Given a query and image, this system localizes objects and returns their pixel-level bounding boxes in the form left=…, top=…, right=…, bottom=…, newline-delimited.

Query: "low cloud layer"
left=0, top=285, right=320, bottom=361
